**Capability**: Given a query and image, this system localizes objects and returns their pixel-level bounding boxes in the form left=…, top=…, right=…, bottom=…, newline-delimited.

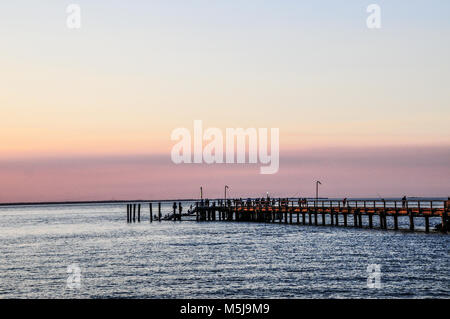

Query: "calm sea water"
left=0, top=202, right=448, bottom=298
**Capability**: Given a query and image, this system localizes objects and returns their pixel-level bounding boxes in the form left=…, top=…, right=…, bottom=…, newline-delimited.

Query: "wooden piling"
left=358, top=210, right=362, bottom=228
left=379, top=210, right=384, bottom=229
left=138, top=204, right=141, bottom=222
left=394, top=201, right=398, bottom=230
left=408, top=201, right=414, bottom=231
left=158, top=202, right=161, bottom=222
left=149, top=203, right=153, bottom=223
left=328, top=202, right=333, bottom=226
left=442, top=209, right=448, bottom=233
left=133, top=204, right=136, bottom=223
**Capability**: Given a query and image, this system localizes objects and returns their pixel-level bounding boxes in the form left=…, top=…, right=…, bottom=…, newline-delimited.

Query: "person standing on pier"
left=402, top=196, right=407, bottom=208
left=172, top=202, right=177, bottom=219
left=343, top=198, right=347, bottom=207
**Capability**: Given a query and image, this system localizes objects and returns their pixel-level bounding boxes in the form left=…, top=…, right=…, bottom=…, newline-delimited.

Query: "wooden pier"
left=126, top=198, right=449, bottom=234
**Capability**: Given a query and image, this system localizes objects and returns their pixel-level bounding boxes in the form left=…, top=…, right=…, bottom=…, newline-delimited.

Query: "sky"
left=0, top=1, right=449, bottom=202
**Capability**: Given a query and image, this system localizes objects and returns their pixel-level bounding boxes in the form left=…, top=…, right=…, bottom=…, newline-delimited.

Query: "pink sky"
left=1, top=2, right=449, bottom=203
left=1, top=145, right=448, bottom=203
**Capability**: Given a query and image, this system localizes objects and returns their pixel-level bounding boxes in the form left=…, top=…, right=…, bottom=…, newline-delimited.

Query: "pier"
left=126, top=198, right=449, bottom=234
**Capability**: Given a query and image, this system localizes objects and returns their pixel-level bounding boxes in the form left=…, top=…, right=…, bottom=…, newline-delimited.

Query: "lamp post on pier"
left=225, top=185, right=229, bottom=205
left=315, top=181, right=322, bottom=205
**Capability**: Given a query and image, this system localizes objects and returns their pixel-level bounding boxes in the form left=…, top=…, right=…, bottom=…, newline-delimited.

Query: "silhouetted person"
left=172, top=202, right=177, bottom=219
left=343, top=198, right=347, bottom=206
left=402, top=196, right=407, bottom=208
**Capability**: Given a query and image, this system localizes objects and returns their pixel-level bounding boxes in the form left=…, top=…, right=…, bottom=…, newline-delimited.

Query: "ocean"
left=0, top=201, right=448, bottom=298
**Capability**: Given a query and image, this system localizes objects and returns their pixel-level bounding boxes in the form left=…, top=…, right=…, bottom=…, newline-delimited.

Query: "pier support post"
left=138, top=204, right=141, bottom=222
left=318, top=203, right=322, bottom=226
left=343, top=213, right=347, bottom=227
left=335, top=212, right=339, bottom=226
left=133, top=204, right=136, bottom=223
left=158, top=202, right=161, bottom=222
left=322, top=212, right=325, bottom=226
left=442, top=209, right=448, bottom=233
left=353, top=210, right=357, bottom=227
left=409, top=209, right=414, bottom=231
left=127, top=204, right=130, bottom=223
left=393, top=203, right=399, bottom=230
left=358, top=211, right=362, bottom=228
left=379, top=211, right=384, bottom=229
left=149, top=203, right=153, bottom=223
left=368, top=214, right=373, bottom=229
left=296, top=212, right=300, bottom=224
left=302, top=212, right=306, bottom=225
left=425, top=215, right=429, bottom=233
left=289, top=211, right=293, bottom=224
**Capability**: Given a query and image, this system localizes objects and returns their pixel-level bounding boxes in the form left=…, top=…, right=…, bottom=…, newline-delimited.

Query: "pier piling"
left=150, top=203, right=153, bottom=223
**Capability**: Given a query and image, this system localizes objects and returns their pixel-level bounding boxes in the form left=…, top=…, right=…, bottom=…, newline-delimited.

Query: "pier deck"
left=126, top=199, right=449, bottom=233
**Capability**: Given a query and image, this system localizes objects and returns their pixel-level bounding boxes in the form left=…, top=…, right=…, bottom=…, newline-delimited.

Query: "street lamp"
left=225, top=185, right=230, bottom=204
left=315, top=181, right=322, bottom=205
